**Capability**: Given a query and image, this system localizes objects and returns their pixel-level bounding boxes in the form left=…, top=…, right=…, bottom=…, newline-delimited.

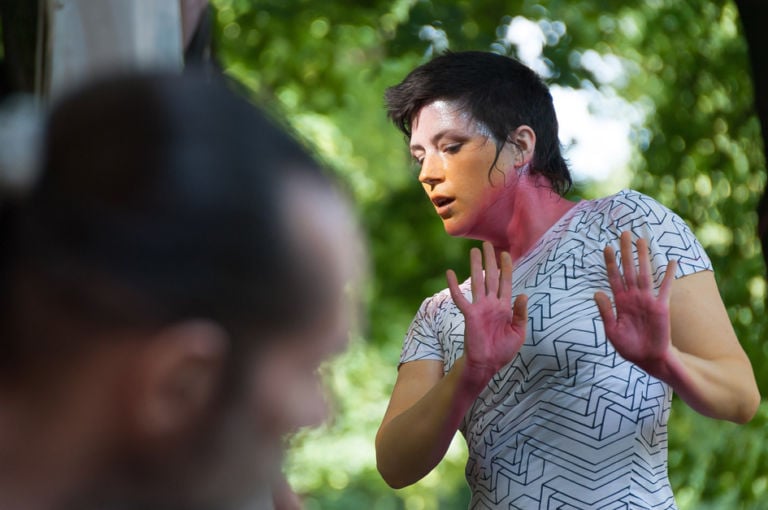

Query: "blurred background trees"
left=207, top=1, right=768, bottom=508
left=211, top=2, right=768, bottom=508
left=2, top=0, right=766, bottom=508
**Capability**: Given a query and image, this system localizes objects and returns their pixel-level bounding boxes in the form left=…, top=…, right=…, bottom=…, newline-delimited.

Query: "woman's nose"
left=418, top=154, right=444, bottom=189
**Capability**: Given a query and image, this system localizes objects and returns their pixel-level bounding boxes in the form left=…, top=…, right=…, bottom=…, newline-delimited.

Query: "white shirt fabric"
left=400, top=190, right=712, bottom=509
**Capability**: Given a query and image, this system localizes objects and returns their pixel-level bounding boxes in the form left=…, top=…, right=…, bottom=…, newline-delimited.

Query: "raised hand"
left=594, top=231, right=678, bottom=375
left=447, top=241, right=528, bottom=383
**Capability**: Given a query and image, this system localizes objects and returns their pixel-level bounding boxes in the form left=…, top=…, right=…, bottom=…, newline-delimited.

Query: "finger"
left=499, top=251, right=513, bottom=303
left=620, top=231, right=637, bottom=289
left=469, top=247, right=482, bottom=300
left=603, top=245, right=625, bottom=292
left=636, top=237, right=651, bottom=290
left=657, top=259, right=677, bottom=302
left=594, top=291, right=616, bottom=336
left=447, top=269, right=471, bottom=309
left=483, top=241, right=499, bottom=297
left=511, top=293, right=528, bottom=330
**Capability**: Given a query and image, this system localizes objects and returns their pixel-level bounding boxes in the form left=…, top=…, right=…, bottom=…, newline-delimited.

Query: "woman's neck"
left=486, top=175, right=578, bottom=263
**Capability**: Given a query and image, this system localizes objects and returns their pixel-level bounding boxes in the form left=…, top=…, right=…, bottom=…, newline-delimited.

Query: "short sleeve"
left=400, top=293, right=446, bottom=365
left=608, top=190, right=712, bottom=286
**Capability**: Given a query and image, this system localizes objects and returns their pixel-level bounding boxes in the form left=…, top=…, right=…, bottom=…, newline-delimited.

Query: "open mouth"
left=432, top=196, right=454, bottom=208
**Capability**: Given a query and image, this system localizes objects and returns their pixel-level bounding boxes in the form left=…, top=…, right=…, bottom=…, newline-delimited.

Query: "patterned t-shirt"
left=400, top=190, right=712, bottom=510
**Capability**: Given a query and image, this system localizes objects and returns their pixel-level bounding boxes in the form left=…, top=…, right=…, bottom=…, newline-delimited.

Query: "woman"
left=0, top=71, right=364, bottom=510
left=375, top=51, right=759, bottom=509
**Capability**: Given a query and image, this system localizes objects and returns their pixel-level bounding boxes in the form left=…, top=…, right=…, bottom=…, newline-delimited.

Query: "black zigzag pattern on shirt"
left=460, top=192, right=700, bottom=509
left=400, top=191, right=709, bottom=509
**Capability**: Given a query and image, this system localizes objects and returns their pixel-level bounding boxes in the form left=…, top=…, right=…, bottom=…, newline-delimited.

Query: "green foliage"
left=669, top=401, right=768, bottom=509
left=212, top=1, right=767, bottom=507
left=624, top=2, right=768, bottom=393
left=283, top=339, right=472, bottom=510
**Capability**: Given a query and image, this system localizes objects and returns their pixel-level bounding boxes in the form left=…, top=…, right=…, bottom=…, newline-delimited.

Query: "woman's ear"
left=129, top=320, right=229, bottom=439
left=509, top=125, right=536, bottom=166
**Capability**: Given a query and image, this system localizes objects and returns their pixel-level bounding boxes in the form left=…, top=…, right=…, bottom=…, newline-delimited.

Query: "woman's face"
left=409, top=100, right=520, bottom=240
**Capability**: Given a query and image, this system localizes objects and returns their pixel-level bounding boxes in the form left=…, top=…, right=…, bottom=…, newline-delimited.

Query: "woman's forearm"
left=656, top=347, right=760, bottom=424
left=375, top=357, right=488, bottom=488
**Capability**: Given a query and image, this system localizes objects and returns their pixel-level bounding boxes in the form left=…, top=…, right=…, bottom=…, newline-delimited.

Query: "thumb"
left=594, top=291, right=616, bottom=335
left=512, top=294, right=528, bottom=329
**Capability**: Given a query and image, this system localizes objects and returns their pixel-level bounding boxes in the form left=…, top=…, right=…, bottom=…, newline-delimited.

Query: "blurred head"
left=385, top=50, right=571, bottom=195
left=0, top=71, right=365, bottom=508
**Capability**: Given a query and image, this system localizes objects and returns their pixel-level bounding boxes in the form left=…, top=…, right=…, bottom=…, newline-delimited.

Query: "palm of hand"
left=594, top=232, right=677, bottom=373
left=606, top=280, right=671, bottom=366
left=447, top=242, right=528, bottom=381
left=462, top=290, right=526, bottom=374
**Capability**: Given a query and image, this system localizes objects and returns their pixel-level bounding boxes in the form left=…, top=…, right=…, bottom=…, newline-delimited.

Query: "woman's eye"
left=411, top=155, right=424, bottom=167
left=444, top=144, right=461, bottom=154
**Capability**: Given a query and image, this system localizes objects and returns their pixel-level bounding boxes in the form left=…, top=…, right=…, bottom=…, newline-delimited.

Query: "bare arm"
left=375, top=357, right=484, bottom=488
left=376, top=242, right=528, bottom=488
left=594, top=231, right=760, bottom=423
left=664, top=270, right=760, bottom=422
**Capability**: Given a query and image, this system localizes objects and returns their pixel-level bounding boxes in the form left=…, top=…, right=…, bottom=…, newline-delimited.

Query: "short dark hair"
left=0, top=71, right=333, bottom=371
left=385, top=51, right=571, bottom=195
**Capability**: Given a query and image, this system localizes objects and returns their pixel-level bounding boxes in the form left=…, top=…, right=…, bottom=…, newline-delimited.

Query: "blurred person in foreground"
left=0, top=71, right=365, bottom=510
left=375, top=50, right=760, bottom=509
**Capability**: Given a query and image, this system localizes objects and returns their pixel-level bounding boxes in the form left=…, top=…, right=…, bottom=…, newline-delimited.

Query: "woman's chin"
left=441, top=219, right=471, bottom=238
